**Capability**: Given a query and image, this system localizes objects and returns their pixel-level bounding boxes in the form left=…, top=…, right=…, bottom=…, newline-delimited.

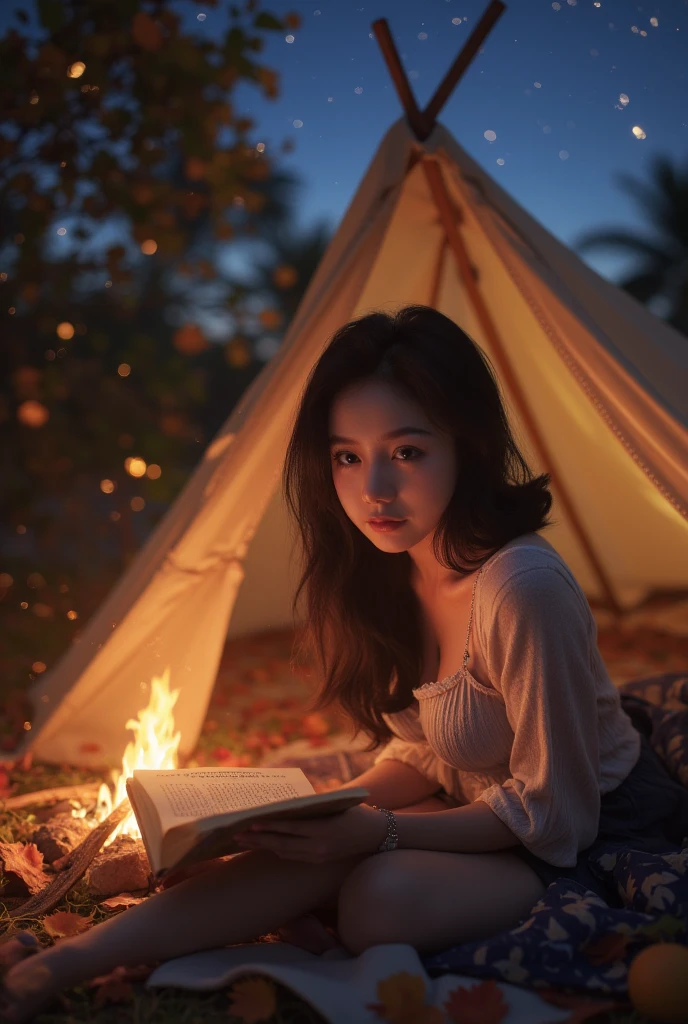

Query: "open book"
left=126, top=767, right=369, bottom=878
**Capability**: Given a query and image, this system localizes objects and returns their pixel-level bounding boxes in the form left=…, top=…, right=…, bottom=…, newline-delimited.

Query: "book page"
left=161, top=787, right=370, bottom=875
left=134, top=767, right=315, bottom=831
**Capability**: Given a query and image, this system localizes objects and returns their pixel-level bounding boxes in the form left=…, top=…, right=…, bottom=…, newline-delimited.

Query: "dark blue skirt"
left=510, top=728, right=688, bottom=908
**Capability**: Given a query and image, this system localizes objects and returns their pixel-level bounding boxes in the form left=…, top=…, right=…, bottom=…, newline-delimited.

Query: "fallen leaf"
left=0, top=841, right=50, bottom=895
left=99, top=894, right=146, bottom=912
left=227, top=976, right=277, bottom=1023
left=43, top=911, right=94, bottom=939
left=443, top=978, right=509, bottom=1024
left=301, top=713, right=329, bottom=737
left=89, top=965, right=151, bottom=1008
left=366, top=971, right=443, bottom=1023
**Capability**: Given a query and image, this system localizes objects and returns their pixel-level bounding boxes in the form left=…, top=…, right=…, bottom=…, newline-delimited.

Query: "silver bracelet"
left=371, top=805, right=399, bottom=852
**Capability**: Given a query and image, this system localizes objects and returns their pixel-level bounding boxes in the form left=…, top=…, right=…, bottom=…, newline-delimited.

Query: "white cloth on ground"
left=147, top=940, right=573, bottom=1024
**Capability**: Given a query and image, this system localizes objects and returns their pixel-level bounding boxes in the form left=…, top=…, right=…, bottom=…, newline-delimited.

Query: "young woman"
left=3, top=305, right=687, bottom=1021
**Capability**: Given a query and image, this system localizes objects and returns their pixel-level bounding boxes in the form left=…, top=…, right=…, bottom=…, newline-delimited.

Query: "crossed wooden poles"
left=373, top=3, right=622, bottom=616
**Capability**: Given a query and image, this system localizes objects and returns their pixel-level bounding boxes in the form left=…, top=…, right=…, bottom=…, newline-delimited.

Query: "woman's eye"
left=396, top=446, right=421, bottom=461
left=332, top=451, right=358, bottom=466
left=331, top=447, right=422, bottom=467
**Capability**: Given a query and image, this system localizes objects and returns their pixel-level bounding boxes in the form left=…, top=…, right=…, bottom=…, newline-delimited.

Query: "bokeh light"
left=67, top=61, right=86, bottom=78
left=273, top=264, right=298, bottom=289
left=146, top=464, right=162, bottom=480
left=118, top=363, right=131, bottom=377
left=225, top=337, right=252, bottom=368
left=100, top=479, right=115, bottom=494
left=17, top=400, right=49, bottom=428
left=125, top=456, right=147, bottom=478
left=56, top=321, right=75, bottom=340
left=173, top=323, right=208, bottom=355
left=130, top=496, right=146, bottom=511
left=140, top=239, right=158, bottom=255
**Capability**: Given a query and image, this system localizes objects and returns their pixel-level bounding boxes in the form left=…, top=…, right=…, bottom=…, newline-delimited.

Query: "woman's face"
left=328, top=379, right=458, bottom=558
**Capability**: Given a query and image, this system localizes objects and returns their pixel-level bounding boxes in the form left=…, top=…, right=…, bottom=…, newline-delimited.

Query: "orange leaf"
left=301, top=713, right=329, bottom=737
left=443, top=978, right=509, bottom=1024
left=583, top=931, right=632, bottom=966
left=131, top=11, right=163, bottom=51
left=99, top=894, right=146, bottom=913
left=0, top=841, right=50, bottom=895
left=43, top=911, right=94, bottom=939
left=365, top=971, right=442, bottom=1024
left=89, top=965, right=150, bottom=1008
left=227, top=977, right=277, bottom=1023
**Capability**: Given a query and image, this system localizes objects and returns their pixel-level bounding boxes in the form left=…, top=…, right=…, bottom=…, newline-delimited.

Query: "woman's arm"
left=338, top=758, right=443, bottom=809
left=391, top=801, right=521, bottom=852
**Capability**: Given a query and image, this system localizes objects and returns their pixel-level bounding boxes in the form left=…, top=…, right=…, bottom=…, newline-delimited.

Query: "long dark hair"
left=283, top=305, right=553, bottom=748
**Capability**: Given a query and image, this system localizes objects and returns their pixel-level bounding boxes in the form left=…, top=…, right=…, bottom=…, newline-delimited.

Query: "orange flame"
left=97, top=668, right=181, bottom=844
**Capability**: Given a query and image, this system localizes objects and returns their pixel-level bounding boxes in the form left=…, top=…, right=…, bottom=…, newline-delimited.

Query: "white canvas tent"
left=24, top=9, right=688, bottom=769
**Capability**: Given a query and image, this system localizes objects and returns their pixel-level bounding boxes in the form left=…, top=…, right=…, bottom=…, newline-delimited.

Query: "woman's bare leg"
left=3, top=848, right=366, bottom=1022
left=277, top=795, right=452, bottom=953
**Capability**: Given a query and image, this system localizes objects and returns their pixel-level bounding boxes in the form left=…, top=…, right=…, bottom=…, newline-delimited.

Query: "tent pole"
left=423, top=1, right=506, bottom=128
left=371, top=19, right=430, bottom=140
left=373, top=3, right=507, bottom=142
left=422, top=157, right=622, bottom=615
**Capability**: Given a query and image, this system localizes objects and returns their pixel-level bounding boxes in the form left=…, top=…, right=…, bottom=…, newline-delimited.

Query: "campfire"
left=95, top=668, right=181, bottom=844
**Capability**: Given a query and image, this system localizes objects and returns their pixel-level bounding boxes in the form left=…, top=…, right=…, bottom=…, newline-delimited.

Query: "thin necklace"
left=462, top=566, right=483, bottom=670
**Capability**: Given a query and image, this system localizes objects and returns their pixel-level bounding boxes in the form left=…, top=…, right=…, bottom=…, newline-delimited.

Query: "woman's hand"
left=233, top=804, right=389, bottom=863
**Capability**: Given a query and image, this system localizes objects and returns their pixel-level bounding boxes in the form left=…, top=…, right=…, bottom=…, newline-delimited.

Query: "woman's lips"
left=367, top=519, right=407, bottom=532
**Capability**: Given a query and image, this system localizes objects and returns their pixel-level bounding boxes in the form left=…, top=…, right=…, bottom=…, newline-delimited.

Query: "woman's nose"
left=362, top=464, right=396, bottom=504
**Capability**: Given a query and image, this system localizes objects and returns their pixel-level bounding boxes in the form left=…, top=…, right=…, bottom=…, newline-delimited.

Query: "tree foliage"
left=0, top=0, right=318, bottom=711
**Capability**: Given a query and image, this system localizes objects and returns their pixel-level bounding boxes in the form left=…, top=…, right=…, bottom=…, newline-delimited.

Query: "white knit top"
left=373, top=534, right=641, bottom=868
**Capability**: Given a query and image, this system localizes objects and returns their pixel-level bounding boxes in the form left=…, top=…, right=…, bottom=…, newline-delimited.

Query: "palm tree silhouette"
left=575, top=155, right=688, bottom=337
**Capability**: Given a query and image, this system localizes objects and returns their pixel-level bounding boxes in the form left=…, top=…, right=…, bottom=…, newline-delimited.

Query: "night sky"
left=5, top=0, right=687, bottom=286
left=230, top=0, right=687, bottom=285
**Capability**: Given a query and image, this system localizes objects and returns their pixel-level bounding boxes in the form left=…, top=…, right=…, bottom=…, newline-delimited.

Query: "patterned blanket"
left=273, top=672, right=688, bottom=996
